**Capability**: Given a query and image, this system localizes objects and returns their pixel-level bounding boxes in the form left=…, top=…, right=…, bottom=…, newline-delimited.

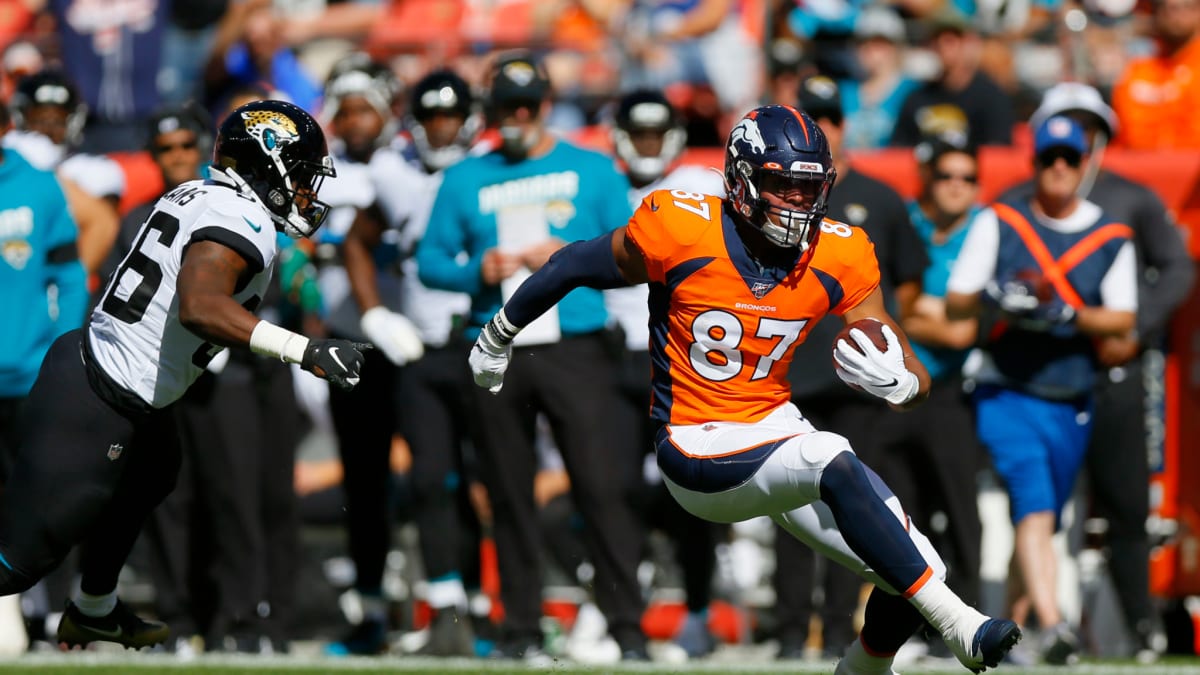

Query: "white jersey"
left=370, top=145, right=470, bottom=348
left=89, top=180, right=279, bottom=408
left=314, top=153, right=395, bottom=340
left=606, top=163, right=726, bottom=350
left=4, top=130, right=126, bottom=199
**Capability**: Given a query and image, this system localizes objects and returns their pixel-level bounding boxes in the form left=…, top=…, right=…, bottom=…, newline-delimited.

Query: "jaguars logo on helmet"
left=212, top=100, right=336, bottom=239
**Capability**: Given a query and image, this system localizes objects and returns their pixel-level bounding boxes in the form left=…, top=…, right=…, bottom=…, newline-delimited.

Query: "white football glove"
left=360, top=306, right=425, bottom=366
left=833, top=323, right=920, bottom=406
left=469, top=309, right=520, bottom=394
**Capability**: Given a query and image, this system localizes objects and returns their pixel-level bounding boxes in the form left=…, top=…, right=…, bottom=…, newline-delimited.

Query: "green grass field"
left=4, top=653, right=1200, bottom=674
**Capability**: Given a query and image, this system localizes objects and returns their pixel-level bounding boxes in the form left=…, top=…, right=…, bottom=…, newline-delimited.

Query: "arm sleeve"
left=1100, top=241, right=1139, bottom=313
left=416, top=172, right=484, bottom=296
left=44, top=190, right=87, bottom=329
left=504, top=231, right=627, bottom=327
left=946, top=208, right=1000, bottom=294
left=1131, top=190, right=1196, bottom=340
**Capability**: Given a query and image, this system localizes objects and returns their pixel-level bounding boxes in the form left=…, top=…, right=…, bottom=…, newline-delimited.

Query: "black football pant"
left=614, top=348, right=718, bottom=614
left=328, top=344, right=398, bottom=598
left=399, top=345, right=481, bottom=588
left=1088, top=357, right=1153, bottom=640
left=467, top=334, right=645, bottom=647
left=0, top=330, right=180, bottom=598
left=140, top=355, right=300, bottom=643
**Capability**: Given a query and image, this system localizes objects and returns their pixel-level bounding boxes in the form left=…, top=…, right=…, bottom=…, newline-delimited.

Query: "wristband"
left=249, top=320, right=309, bottom=364
left=487, top=308, right=521, bottom=345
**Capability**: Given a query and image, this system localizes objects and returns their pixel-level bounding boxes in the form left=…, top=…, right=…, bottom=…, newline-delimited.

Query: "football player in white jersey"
left=343, top=67, right=482, bottom=657
left=0, top=100, right=367, bottom=650
left=605, top=89, right=728, bottom=659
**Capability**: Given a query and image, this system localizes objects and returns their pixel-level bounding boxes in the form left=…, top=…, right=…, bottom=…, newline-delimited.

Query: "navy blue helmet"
left=724, top=105, right=836, bottom=250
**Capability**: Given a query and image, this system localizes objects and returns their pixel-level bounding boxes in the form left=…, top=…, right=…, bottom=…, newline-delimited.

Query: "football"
left=831, top=318, right=890, bottom=376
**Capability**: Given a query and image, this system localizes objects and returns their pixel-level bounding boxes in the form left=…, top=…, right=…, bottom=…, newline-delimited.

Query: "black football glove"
left=302, top=339, right=371, bottom=390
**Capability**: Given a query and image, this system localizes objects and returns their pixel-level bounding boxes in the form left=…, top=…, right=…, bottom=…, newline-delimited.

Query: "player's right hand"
left=361, top=306, right=424, bottom=366
left=302, top=339, right=370, bottom=391
left=470, top=310, right=519, bottom=394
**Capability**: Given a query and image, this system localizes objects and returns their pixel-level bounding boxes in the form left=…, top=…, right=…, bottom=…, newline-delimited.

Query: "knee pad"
left=798, top=431, right=853, bottom=471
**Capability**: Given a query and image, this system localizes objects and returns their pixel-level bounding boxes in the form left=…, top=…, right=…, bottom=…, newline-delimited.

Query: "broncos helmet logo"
left=729, top=117, right=766, bottom=157
left=241, top=110, right=300, bottom=156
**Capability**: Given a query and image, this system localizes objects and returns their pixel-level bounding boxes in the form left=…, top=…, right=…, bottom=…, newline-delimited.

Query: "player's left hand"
left=302, top=339, right=371, bottom=391
left=833, top=323, right=919, bottom=406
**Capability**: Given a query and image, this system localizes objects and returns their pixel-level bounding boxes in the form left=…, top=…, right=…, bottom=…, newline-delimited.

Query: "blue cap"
left=1034, top=115, right=1087, bottom=155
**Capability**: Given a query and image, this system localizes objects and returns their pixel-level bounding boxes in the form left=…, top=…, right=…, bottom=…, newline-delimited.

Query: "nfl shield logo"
left=751, top=282, right=772, bottom=299
left=107, top=443, right=123, bottom=461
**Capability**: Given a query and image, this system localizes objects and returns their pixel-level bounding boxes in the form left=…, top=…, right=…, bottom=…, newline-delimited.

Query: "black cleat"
left=57, top=600, right=169, bottom=650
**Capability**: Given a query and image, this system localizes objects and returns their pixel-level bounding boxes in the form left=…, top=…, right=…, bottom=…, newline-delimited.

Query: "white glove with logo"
left=469, top=309, right=520, bottom=394
left=833, top=323, right=919, bottom=406
left=360, top=306, right=425, bottom=366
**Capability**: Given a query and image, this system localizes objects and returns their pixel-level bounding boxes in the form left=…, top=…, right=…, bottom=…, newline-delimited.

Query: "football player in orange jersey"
left=469, top=105, right=1021, bottom=674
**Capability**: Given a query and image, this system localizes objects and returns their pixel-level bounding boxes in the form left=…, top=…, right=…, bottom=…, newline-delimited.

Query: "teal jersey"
left=418, top=139, right=633, bottom=337
left=906, top=200, right=980, bottom=381
left=0, top=149, right=86, bottom=397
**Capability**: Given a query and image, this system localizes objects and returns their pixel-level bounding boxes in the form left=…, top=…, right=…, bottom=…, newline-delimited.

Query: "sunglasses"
left=154, top=139, right=198, bottom=154
left=1036, top=147, right=1083, bottom=168
left=932, top=170, right=978, bottom=184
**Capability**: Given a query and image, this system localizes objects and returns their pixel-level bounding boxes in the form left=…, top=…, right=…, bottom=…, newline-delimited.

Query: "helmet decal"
left=729, top=117, right=766, bottom=156
left=241, top=110, right=300, bottom=155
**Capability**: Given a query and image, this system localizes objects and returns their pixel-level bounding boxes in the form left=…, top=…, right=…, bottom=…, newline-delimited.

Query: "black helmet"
left=613, top=89, right=686, bottom=185
left=406, top=69, right=480, bottom=171
left=212, top=99, right=336, bottom=239
left=10, top=69, right=87, bottom=146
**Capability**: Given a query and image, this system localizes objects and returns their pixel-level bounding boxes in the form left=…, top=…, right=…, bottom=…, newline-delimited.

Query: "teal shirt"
left=906, top=200, right=980, bottom=381
left=417, top=139, right=633, bottom=337
left=0, top=149, right=85, bottom=397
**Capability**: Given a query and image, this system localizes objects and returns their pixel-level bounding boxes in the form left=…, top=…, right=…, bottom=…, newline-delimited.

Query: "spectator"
left=894, top=135, right=987, bottom=651
left=945, top=115, right=1138, bottom=665
left=606, top=88, right=726, bottom=659
left=839, top=7, right=919, bottom=150
left=777, top=75, right=929, bottom=661
left=467, top=103, right=1023, bottom=675
left=0, top=99, right=81, bottom=659
left=307, top=54, right=423, bottom=657
left=345, top=67, right=483, bottom=657
left=160, top=0, right=229, bottom=106
left=417, top=50, right=649, bottom=663
left=890, top=11, right=1014, bottom=147
left=1111, top=0, right=1200, bottom=149
left=0, top=100, right=363, bottom=652
left=203, top=0, right=322, bottom=114
left=33, top=0, right=170, bottom=153
left=6, top=69, right=121, bottom=280
left=999, top=82, right=1195, bottom=662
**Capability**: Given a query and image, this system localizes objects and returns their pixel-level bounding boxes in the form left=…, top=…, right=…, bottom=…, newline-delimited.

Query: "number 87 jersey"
left=89, top=180, right=280, bottom=408
left=625, top=189, right=880, bottom=426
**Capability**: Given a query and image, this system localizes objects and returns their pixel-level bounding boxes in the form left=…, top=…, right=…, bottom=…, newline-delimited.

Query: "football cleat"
left=57, top=600, right=169, bottom=650
left=945, top=618, right=1022, bottom=673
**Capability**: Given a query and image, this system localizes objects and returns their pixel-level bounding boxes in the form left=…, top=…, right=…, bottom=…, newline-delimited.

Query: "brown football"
left=832, top=318, right=890, bottom=375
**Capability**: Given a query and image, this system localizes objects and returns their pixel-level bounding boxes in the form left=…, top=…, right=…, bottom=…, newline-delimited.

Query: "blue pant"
left=974, top=385, right=1092, bottom=527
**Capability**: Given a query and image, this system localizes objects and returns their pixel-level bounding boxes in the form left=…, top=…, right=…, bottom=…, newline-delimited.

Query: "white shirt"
left=4, top=130, right=125, bottom=199
left=605, top=163, right=727, bottom=350
left=370, top=145, right=471, bottom=348
left=90, top=180, right=279, bottom=408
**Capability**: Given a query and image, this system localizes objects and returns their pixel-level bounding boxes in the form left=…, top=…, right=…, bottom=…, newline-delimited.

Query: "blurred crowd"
left=0, top=0, right=1197, bottom=668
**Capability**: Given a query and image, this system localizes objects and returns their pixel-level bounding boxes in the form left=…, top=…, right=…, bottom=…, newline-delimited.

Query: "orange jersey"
left=625, top=189, right=880, bottom=426
left=1111, top=36, right=1200, bottom=149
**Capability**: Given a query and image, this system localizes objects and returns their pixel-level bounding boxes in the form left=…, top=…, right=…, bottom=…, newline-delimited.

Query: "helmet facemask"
left=613, top=126, right=686, bottom=185
left=268, top=153, right=336, bottom=239
left=732, top=160, right=835, bottom=250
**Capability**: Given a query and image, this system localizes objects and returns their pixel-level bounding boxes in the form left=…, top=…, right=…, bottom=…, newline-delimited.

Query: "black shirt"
left=788, top=168, right=929, bottom=398
left=890, top=72, right=1014, bottom=147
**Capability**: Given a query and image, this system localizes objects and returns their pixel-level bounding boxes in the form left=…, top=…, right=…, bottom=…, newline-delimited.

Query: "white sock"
left=836, top=637, right=898, bottom=675
left=73, top=590, right=117, bottom=618
left=426, top=577, right=468, bottom=611
left=908, top=577, right=984, bottom=645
